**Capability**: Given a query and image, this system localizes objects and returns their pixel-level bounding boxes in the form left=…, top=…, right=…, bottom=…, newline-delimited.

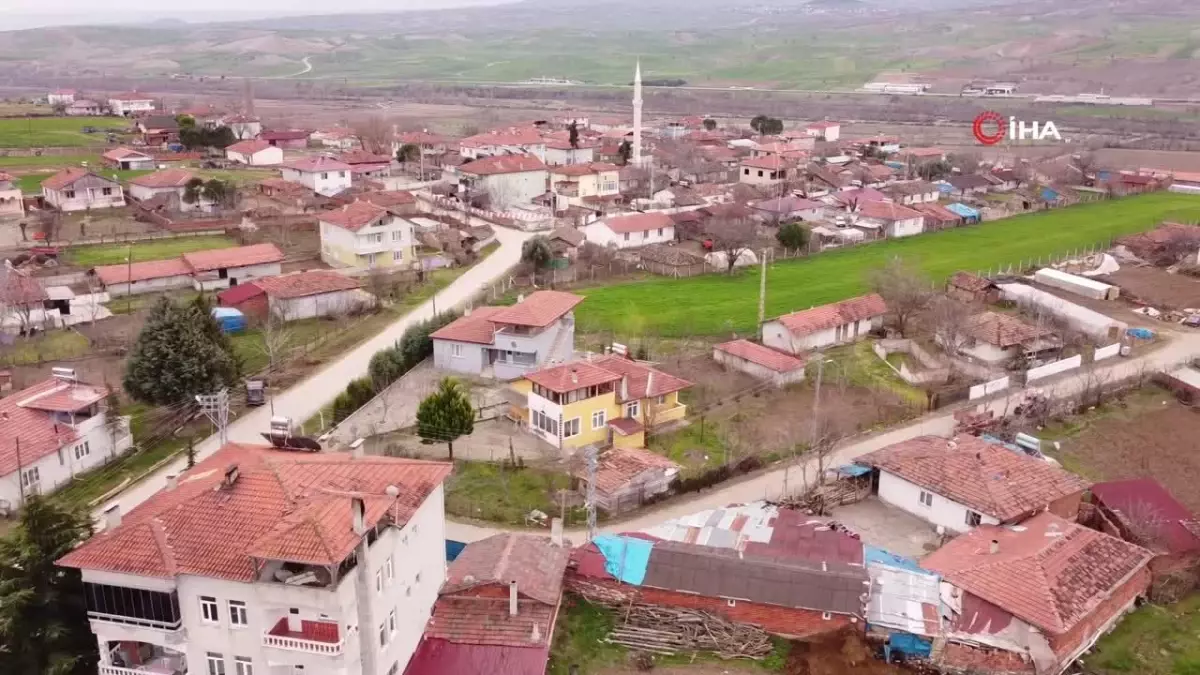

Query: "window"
left=758, top=170, right=764, bottom=177
left=656, top=228, right=663, bottom=236
left=375, top=569, right=383, bottom=594
left=321, top=172, right=328, bottom=179
left=388, top=609, right=397, bottom=635
left=451, top=344, right=462, bottom=358
left=366, top=232, right=383, bottom=244
left=228, top=600, right=247, bottom=627
left=200, top=596, right=219, bottom=623
left=918, top=491, right=933, bottom=508
left=206, top=653, right=225, bottom=675
left=393, top=250, right=403, bottom=262
left=74, top=441, right=91, bottom=460
left=822, top=612, right=832, bottom=620
left=21, top=467, right=40, bottom=492
left=726, top=599, right=737, bottom=607
left=378, top=621, right=389, bottom=648
left=656, top=395, right=667, bottom=405
left=385, top=557, right=394, bottom=585
left=623, top=232, right=630, bottom=241
left=625, top=401, right=640, bottom=419
left=563, top=418, right=581, bottom=438
left=234, top=657, right=253, bottom=675
left=743, top=168, right=750, bottom=176
left=102, top=187, right=113, bottom=196
left=65, top=190, right=76, bottom=199
left=966, top=510, right=982, bottom=527
left=415, top=572, right=422, bottom=584
left=392, top=230, right=403, bottom=242
left=592, top=409, right=607, bottom=430
left=340, top=171, right=347, bottom=178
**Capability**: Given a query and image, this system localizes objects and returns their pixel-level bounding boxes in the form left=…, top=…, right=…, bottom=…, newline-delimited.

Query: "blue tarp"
left=1041, top=187, right=1060, bottom=202
left=445, top=540, right=466, bottom=562
left=836, top=463, right=872, bottom=477
left=593, top=534, right=653, bottom=585
left=865, top=545, right=926, bottom=574
left=211, top=307, right=247, bottom=333
left=936, top=182, right=954, bottom=193
left=888, top=632, right=933, bottom=658
left=945, top=202, right=980, bottom=219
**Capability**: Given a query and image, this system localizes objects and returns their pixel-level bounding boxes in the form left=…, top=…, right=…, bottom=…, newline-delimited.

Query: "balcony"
left=263, top=618, right=344, bottom=656
left=99, top=641, right=186, bottom=675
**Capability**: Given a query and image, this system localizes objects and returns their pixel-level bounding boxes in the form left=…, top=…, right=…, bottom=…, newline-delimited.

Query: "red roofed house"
left=91, top=243, right=284, bottom=296
left=517, top=353, right=692, bottom=451
left=572, top=447, right=682, bottom=513
left=281, top=155, right=353, bottom=197
left=762, top=293, right=888, bottom=353
left=0, top=171, right=23, bottom=217
left=740, top=154, right=795, bottom=187
left=216, top=281, right=269, bottom=320
left=805, top=120, right=842, bottom=142
left=456, top=154, right=548, bottom=208
left=57, top=443, right=454, bottom=675
left=924, top=512, right=1152, bottom=675
left=405, top=533, right=570, bottom=675
left=548, top=162, right=620, bottom=211
left=127, top=169, right=215, bottom=212
left=713, top=339, right=808, bottom=387
left=338, top=150, right=394, bottom=179
left=432, top=290, right=583, bottom=380
left=458, top=127, right=547, bottom=162
left=583, top=212, right=675, bottom=249
left=252, top=270, right=370, bottom=321
left=103, top=147, right=156, bottom=170
left=260, top=128, right=312, bottom=149
left=226, top=139, right=283, bottom=166
left=1090, top=478, right=1200, bottom=580
left=855, top=199, right=926, bottom=238
left=856, top=435, right=1090, bottom=535
left=318, top=200, right=416, bottom=270
left=41, top=168, right=125, bottom=212
left=0, top=371, right=130, bottom=509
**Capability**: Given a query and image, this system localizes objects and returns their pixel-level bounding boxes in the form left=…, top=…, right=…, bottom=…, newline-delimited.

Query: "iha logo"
left=973, top=111, right=1062, bottom=145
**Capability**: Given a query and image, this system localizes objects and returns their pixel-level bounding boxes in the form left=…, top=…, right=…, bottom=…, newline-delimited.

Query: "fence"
left=872, top=338, right=951, bottom=385
left=1027, top=354, right=1083, bottom=383
left=1094, top=343, right=1122, bottom=362
left=969, top=376, right=1011, bottom=400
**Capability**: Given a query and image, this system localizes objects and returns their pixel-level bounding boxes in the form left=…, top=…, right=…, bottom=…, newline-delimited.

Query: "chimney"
left=352, top=497, right=366, bottom=535
left=989, top=539, right=1000, bottom=554
left=646, top=372, right=654, bottom=397
left=349, top=438, right=365, bottom=458
left=509, top=580, right=519, bottom=617
left=166, top=474, right=178, bottom=491
left=530, top=622, right=542, bottom=643
left=620, top=376, right=629, bottom=402
left=286, top=607, right=302, bottom=633
left=550, top=518, right=563, bottom=547
left=516, top=293, right=525, bottom=303
left=103, top=504, right=121, bottom=530
left=222, top=464, right=240, bottom=488
left=570, top=368, right=579, bottom=385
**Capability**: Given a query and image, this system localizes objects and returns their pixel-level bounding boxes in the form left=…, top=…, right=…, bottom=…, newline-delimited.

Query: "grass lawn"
left=18, top=168, right=150, bottom=194
left=64, top=235, right=238, bottom=267
left=575, top=193, right=1200, bottom=336
left=0, top=153, right=100, bottom=169
left=0, top=329, right=90, bottom=366
left=230, top=317, right=338, bottom=374
left=651, top=421, right=733, bottom=476
left=0, top=116, right=128, bottom=148
left=1085, top=594, right=1200, bottom=675
left=444, top=461, right=579, bottom=526
left=824, top=341, right=927, bottom=409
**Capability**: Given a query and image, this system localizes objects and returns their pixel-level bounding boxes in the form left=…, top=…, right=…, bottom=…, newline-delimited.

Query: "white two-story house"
left=319, top=201, right=416, bottom=270
left=127, top=169, right=215, bottom=212
left=281, top=156, right=353, bottom=197
left=58, top=443, right=454, bottom=675
left=0, top=371, right=131, bottom=511
left=41, top=168, right=126, bottom=212
left=108, top=92, right=155, bottom=117
left=458, top=128, right=547, bottom=162
left=549, top=162, right=620, bottom=212
left=456, top=155, right=548, bottom=209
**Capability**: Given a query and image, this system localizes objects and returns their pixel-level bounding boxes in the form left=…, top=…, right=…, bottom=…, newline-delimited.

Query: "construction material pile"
left=601, top=602, right=774, bottom=660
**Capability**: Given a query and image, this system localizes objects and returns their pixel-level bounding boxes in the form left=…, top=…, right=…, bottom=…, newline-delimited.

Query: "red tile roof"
left=217, top=282, right=266, bottom=306
left=103, top=147, right=152, bottom=162
left=426, top=597, right=556, bottom=648
left=41, top=168, right=116, bottom=191
left=901, top=147, right=945, bottom=158
left=283, top=155, right=352, bottom=173
left=774, top=294, right=888, bottom=337
left=525, top=361, right=623, bottom=394
left=261, top=129, right=312, bottom=142
left=591, top=354, right=692, bottom=400
left=715, top=339, right=807, bottom=373
left=430, top=307, right=507, bottom=345
left=182, top=243, right=284, bottom=272
left=549, top=162, right=619, bottom=177
left=397, top=131, right=447, bottom=145
left=460, top=128, right=544, bottom=148
left=128, top=168, right=194, bottom=189
left=58, top=444, right=453, bottom=580
left=252, top=270, right=362, bottom=299
left=964, top=311, right=1054, bottom=348
left=829, top=187, right=888, bottom=207
left=923, top=512, right=1152, bottom=636
left=600, top=212, right=674, bottom=234
left=857, top=200, right=924, bottom=222
left=459, top=155, right=547, bottom=176
left=93, top=258, right=192, bottom=285
left=949, top=271, right=995, bottom=292
left=337, top=150, right=393, bottom=165
left=18, top=381, right=108, bottom=413
left=1091, top=478, right=1200, bottom=555
left=358, top=190, right=416, bottom=208
left=0, top=379, right=110, bottom=475
left=227, top=139, right=273, bottom=155
left=857, top=435, right=1089, bottom=521
left=914, top=202, right=963, bottom=223
left=318, top=201, right=389, bottom=232
left=741, top=155, right=793, bottom=171
left=443, top=533, right=570, bottom=606
left=607, top=417, right=644, bottom=436
left=404, top=638, right=548, bottom=675
left=807, top=121, right=841, bottom=130
left=490, top=290, right=583, bottom=328
left=584, top=447, right=680, bottom=494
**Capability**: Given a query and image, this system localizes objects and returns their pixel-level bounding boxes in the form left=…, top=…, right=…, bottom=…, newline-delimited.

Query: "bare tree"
left=257, top=308, right=294, bottom=372
left=929, top=295, right=973, bottom=356
left=708, top=217, right=757, bottom=274
left=867, top=257, right=933, bottom=336
left=364, top=268, right=394, bottom=304
left=353, top=115, right=393, bottom=154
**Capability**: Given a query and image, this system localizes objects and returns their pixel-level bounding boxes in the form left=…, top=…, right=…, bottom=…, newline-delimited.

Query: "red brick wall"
left=1049, top=566, right=1150, bottom=663
left=1047, top=491, right=1085, bottom=521
left=567, top=574, right=856, bottom=638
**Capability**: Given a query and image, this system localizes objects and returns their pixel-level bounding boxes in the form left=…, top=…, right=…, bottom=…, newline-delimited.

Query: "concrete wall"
left=876, top=471, right=1000, bottom=535
left=474, top=170, right=549, bottom=208
left=969, top=376, right=1011, bottom=400
left=1094, top=343, right=1122, bottom=362
left=105, top=273, right=193, bottom=297
left=887, top=216, right=925, bottom=238
left=44, top=185, right=126, bottom=212
left=1027, top=354, right=1083, bottom=383
left=960, top=340, right=1019, bottom=365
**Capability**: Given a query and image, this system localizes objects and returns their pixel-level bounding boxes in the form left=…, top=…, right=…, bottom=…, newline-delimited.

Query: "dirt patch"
left=1104, top=266, right=1200, bottom=311
left=785, top=630, right=911, bottom=675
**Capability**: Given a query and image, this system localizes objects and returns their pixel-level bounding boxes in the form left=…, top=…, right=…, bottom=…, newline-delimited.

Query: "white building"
left=0, top=372, right=131, bottom=511
left=224, top=115, right=264, bottom=140
left=583, top=212, right=675, bottom=249
left=41, top=168, right=125, bottom=213
left=457, top=154, right=548, bottom=208
left=857, top=435, right=1088, bottom=535
left=543, top=136, right=598, bottom=167
left=226, top=140, right=283, bottom=167
left=182, top=243, right=284, bottom=292
left=281, top=156, right=353, bottom=197
left=103, top=147, right=157, bottom=171
left=762, top=293, right=887, bottom=354
left=48, top=89, right=77, bottom=105
left=108, top=91, right=155, bottom=117
left=458, top=128, right=547, bottom=162
left=855, top=200, right=926, bottom=238
left=127, top=169, right=214, bottom=212
left=58, top=443, right=453, bottom=675
left=712, top=339, right=807, bottom=388
left=318, top=201, right=416, bottom=270
left=805, top=121, right=841, bottom=142
left=253, top=270, right=372, bottom=322
left=0, top=171, right=24, bottom=218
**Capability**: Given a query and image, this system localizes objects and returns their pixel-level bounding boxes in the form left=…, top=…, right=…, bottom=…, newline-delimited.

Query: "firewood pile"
left=601, top=603, right=774, bottom=660
left=778, top=478, right=870, bottom=515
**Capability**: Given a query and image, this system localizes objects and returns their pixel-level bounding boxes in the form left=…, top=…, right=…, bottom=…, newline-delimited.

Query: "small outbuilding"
left=713, top=339, right=807, bottom=387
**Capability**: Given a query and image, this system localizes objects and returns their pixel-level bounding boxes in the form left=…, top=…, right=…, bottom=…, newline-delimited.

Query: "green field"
left=0, top=153, right=100, bottom=169
left=64, top=235, right=239, bottom=267
left=575, top=193, right=1200, bottom=337
left=1086, top=594, right=1200, bottom=674
left=0, top=116, right=128, bottom=148
left=18, top=168, right=150, bottom=194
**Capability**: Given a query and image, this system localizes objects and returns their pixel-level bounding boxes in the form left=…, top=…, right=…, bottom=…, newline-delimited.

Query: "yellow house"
left=521, top=354, right=691, bottom=451
left=549, top=163, right=622, bottom=212
left=318, top=198, right=417, bottom=270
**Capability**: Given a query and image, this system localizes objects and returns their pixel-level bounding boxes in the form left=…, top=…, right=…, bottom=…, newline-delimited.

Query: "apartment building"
left=58, top=443, right=453, bottom=675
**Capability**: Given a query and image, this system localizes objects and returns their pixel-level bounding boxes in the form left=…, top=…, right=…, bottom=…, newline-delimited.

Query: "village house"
left=805, top=120, right=842, bottom=142
left=309, top=127, right=359, bottom=151
left=713, top=339, right=808, bottom=388
left=762, top=293, right=887, bottom=354
left=954, top=311, right=1059, bottom=365
left=281, top=155, right=353, bottom=197
left=750, top=195, right=824, bottom=223
left=107, top=91, right=155, bottom=116
left=91, top=243, right=284, bottom=296
left=260, top=129, right=312, bottom=149
left=0, top=172, right=24, bottom=217
left=135, top=115, right=181, bottom=145
left=393, top=131, right=450, bottom=163
left=583, top=212, right=675, bottom=249
left=103, top=147, right=155, bottom=170
left=856, top=435, right=1090, bottom=535
left=57, top=443, right=454, bottom=675
left=924, top=512, right=1152, bottom=675
left=459, top=127, right=547, bottom=162
left=1089, top=478, right=1200, bottom=581
left=456, top=154, right=548, bottom=209
left=126, top=169, right=214, bottom=212
left=543, top=134, right=599, bottom=166
left=225, top=139, right=283, bottom=166
left=739, top=155, right=794, bottom=187
left=41, top=168, right=125, bottom=212
left=882, top=180, right=940, bottom=206
left=0, top=372, right=131, bottom=510
left=247, top=270, right=371, bottom=322
left=913, top=202, right=964, bottom=231
left=897, top=147, right=945, bottom=164
left=223, top=114, right=262, bottom=140
left=855, top=200, right=926, bottom=238
left=547, top=227, right=586, bottom=260
left=47, top=89, right=76, bottom=105
left=990, top=167, right=1022, bottom=191
left=431, top=290, right=582, bottom=380
left=405, top=533, right=570, bottom=675
left=318, top=200, right=416, bottom=270
left=66, top=99, right=102, bottom=116
left=947, top=173, right=994, bottom=197
left=517, top=354, right=691, bottom=451
left=947, top=271, right=1001, bottom=304
left=337, top=150, right=394, bottom=180
left=549, top=162, right=621, bottom=211
left=573, top=447, right=682, bottom=514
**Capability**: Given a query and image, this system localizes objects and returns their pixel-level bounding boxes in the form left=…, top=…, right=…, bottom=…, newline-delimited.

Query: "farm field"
left=574, top=193, right=1200, bottom=337
left=0, top=153, right=100, bottom=169
left=64, top=235, right=239, bottom=267
left=0, top=116, right=127, bottom=148
left=1086, top=594, right=1200, bottom=675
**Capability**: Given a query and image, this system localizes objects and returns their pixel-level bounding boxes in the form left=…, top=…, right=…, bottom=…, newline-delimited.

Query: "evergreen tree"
left=777, top=221, right=810, bottom=251
left=123, top=296, right=238, bottom=406
left=416, top=377, right=475, bottom=460
left=568, top=121, right=579, bottom=149
left=0, top=497, right=97, bottom=675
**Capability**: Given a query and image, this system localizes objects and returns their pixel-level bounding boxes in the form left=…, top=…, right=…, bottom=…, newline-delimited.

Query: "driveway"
left=93, top=225, right=532, bottom=526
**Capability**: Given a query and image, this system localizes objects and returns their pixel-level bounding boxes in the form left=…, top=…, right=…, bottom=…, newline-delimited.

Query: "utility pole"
left=810, top=356, right=825, bottom=455
left=585, top=444, right=598, bottom=542
left=757, top=248, right=768, bottom=339
left=196, top=389, right=230, bottom=447
left=15, top=437, right=24, bottom=505
left=125, top=242, right=133, bottom=315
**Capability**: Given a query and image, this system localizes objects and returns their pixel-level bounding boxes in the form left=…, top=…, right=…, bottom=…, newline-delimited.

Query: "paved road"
left=445, top=330, right=1200, bottom=544
left=93, top=226, right=531, bottom=525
